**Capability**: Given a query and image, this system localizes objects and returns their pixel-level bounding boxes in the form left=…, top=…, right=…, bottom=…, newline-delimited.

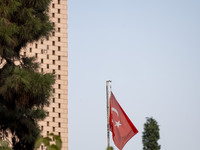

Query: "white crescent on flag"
left=111, top=107, right=119, bottom=116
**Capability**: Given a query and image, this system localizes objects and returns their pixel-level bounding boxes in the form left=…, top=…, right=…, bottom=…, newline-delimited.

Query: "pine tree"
left=142, top=117, right=161, bottom=150
left=0, top=0, right=54, bottom=149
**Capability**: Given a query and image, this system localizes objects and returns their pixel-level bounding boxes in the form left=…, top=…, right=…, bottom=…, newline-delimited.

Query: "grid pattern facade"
left=23, top=0, right=68, bottom=149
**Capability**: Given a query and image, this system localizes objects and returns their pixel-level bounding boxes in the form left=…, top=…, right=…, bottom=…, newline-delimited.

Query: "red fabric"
left=109, top=92, right=138, bottom=150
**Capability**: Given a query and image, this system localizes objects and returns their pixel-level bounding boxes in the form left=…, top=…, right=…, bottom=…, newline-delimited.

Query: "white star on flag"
left=115, top=121, right=121, bottom=128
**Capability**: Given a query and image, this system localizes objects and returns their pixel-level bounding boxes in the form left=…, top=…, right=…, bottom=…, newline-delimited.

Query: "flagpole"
left=106, top=80, right=111, bottom=148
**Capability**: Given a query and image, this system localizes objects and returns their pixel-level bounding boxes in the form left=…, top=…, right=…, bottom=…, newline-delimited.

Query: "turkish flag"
left=109, top=92, right=138, bottom=150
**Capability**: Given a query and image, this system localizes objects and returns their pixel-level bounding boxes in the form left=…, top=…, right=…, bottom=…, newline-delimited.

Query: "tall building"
left=23, top=0, right=68, bottom=149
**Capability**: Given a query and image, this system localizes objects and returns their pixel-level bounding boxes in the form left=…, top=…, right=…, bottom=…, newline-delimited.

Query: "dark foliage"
left=0, top=0, right=54, bottom=149
left=142, top=117, right=161, bottom=150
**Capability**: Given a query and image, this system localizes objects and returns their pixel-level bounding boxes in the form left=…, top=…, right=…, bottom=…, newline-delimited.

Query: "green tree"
left=107, top=146, right=113, bottom=150
left=34, top=133, right=62, bottom=150
left=0, top=139, right=12, bottom=150
left=142, top=117, right=161, bottom=150
left=0, top=0, right=54, bottom=150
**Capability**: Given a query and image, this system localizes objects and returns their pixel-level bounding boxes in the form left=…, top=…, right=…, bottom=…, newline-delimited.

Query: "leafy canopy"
left=142, top=117, right=161, bottom=150
left=0, top=0, right=55, bottom=150
left=34, top=133, right=62, bottom=150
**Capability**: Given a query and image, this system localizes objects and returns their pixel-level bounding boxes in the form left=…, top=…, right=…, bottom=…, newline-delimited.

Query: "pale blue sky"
left=68, top=0, right=200, bottom=149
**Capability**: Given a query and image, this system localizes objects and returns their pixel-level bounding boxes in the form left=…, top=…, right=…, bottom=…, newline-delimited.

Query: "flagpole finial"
left=106, top=80, right=112, bottom=84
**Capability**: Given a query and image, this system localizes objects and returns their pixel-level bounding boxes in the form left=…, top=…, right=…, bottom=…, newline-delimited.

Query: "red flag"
left=109, top=92, right=138, bottom=150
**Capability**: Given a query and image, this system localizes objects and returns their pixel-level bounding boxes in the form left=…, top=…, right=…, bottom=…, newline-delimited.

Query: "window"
left=47, top=112, right=49, bottom=117
left=41, top=40, right=43, bottom=44
left=58, top=46, right=61, bottom=51
left=58, top=103, right=61, bottom=108
left=58, top=0, right=60, bottom=4
left=52, top=22, right=55, bottom=27
left=5, top=132, right=8, bottom=137
left=41, top=59, right=43, bottom=63
left=53, top=117, right=55, bottom=122
left=58, top=37, right=61, bottom=42
left=58, top=84, right=61, bottom=89
left=58, top=113, right=61, bottom=118
left=30, top=48, right=32, bottom=52
left=58, top=27, right=60, bottom=32
left=52, top=13, right=55, bottom=17
left=58, top=18, right=60, bottom=23
left=52, top=41, right=55, bottom=46
left=53, top=127, right=55, bottom=132
left=41, top=68, right=43, bottom=73
left=47, top=131, right=49, bottom=135
left=53, top=107, right=55, bottom=112
left=41, top=126, right=43, bottom=131
left=53, top=60, right=55, bottom=65
left=52, top=50, right=55, bottom=55
left=35, top=43, right=38, bottom=48
left=58, top=132, right=61, bottom=136
left=47, top=64, right=49, bottom=69
left=24, top=52, right=26, bottom=56
left=58, top=65, right=61, bottom=70
left=58, top=9, right=60, bottom=14
left=58, top=94, right=61, bottom=99
left=47, top=54, right=49, bottom=59
left=47, top=45, right=49, bottom=50
left=52, top=32, right=55, bottom=36
left=35, top=53, right=38, bottom=58
left=58, top=123, right=61, bottom=127
left=53, top=69, right=56, bottom=74
left=52, top=3, right=55, bottom=8
left=53, top=98, right=55, bottom=103
left=58, top=56, right=61, bottom=60
left=53, top=88, right=55, bottom=93
left=47, top=122, right=49, bottom=126
left=58, top=75, right=61, bottom=80
left=46, top=36, right=49, bottom=40
left=41, top=49, right=43, bottom=54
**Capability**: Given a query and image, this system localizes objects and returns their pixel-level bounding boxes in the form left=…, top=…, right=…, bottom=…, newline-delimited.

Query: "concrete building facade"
left=23, top=0, right=68, bottom=149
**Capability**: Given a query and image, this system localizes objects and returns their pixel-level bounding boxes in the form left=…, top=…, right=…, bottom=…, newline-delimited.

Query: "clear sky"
left=68, top=0, right=200, bottom=149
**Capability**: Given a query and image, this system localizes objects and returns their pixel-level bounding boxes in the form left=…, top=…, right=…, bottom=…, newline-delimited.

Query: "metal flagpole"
left=106, top=80, right=112, bottom=148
